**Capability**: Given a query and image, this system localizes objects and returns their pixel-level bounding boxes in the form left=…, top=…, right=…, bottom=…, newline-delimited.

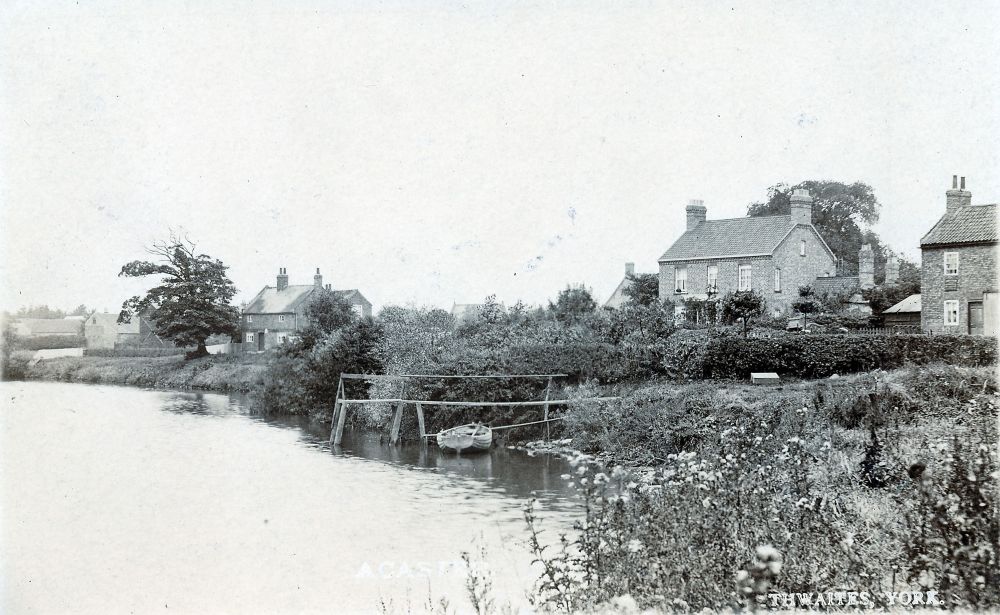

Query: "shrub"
left=669, top=334, right=997, bottom=380
left=19, top=335, right=86, bottom=350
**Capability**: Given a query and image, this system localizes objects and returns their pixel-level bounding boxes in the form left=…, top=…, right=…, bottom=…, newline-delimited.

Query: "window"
left=800, top=240, right=806, bottom=257
left=706, top=265, right=718, bottom=292
left=738, top=265, right=752, bottom=291
left=278, top=315, right=286, bottom=322
left=277, top=333, right=288, bottom=344
left=944, top=252, right=959, bottom=275
left=246, top=332, right=255, bottom=343
left=774, top=268, right=782, bottom=292
left=675, top=267, right=687, bottom=293
left=944, top=300, right=959, bottom=326
left=246, top=315, right=253, bottom=323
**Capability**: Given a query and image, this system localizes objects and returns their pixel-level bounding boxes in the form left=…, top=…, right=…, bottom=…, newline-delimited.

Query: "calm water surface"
left=1, top=381, right=581, bottom=614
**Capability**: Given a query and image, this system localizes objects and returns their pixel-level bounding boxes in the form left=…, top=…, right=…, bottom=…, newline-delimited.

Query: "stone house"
left=657, top=190, right=837, bottom=315
left=919, top=177, right=997, bottom=335
left=242, top=268, right=373, bottom=351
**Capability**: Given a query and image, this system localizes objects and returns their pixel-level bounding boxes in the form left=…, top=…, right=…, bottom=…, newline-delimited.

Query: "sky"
left=2, top=1, right=999, bottom=315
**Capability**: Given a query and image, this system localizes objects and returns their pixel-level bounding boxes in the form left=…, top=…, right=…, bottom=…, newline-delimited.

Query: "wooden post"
left=416, top=402, right=426, bottom=441
left=543, top=376, right=553, bottom=441
left=328, top=376, right=345, bottom=443
left=333, top=402, right=349, bottom=446
left=390, top=401, right=404, bottom=444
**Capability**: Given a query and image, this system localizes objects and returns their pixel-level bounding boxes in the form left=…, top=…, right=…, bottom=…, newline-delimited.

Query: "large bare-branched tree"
left=118, top=234, right=240, bottom=358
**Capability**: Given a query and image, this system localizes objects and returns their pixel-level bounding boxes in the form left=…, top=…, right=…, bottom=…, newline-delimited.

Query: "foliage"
left=865, top=260, right=922, bottom=315
left=292, top=289, right=358, bottom=352
left=621, top=273, right=659, bottom=307
left=671, top=333, right=997, bottom=380
left=859, top=429, right=892, bottom=488
left=14, top=334, right=86, bottom=350
left=720, top=290, right=766, bottom=337
left=747, top=180, right=883, bottom=277
left=548, top=285, right=597, bottom=325
left=118, top=235, right=240, bottom=358
left=14, top=304, right=67, bottom=319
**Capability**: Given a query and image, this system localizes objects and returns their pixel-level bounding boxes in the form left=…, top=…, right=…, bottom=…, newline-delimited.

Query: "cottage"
left=603, top=263, right=636, bottom=309
left=84, top=313, right=168, bottom=349
left=657, top=190, right=837, bottom=314
left=242, top=268, right=373, bottom=351
left=919, top=177, right=997, bottom=335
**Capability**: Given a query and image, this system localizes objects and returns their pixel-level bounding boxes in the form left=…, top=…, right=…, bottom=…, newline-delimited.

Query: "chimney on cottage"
left=325, top=283, right=332, bottom=291
left=314, top=267, right=323, bottom=288
left=885, top=253, right=899, bottom=285
left=625, top=262, right=635, bottom=276
left=946, top=175, right=972, bottom=213
left=858, top=244, right=875, bottom=290
left=790, top=188, right=813, bottom=226
left=276, top=267, right=289, bottom=291
left=686, top=199, right=707, bottom=230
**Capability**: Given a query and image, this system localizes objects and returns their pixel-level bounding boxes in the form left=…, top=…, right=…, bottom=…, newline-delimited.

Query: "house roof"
left=920, top=204, right=997, bottom=246
left=245, top=285, right=318, bottom=314
left=811, top=276, right=859, bottom=296
left=244, top=285, right=371, bottom=314
left=88, top=312, right=141, bottom=333
left=883, top=294, right=921, bottom=314
left=658, top=215, right=832, bottom=262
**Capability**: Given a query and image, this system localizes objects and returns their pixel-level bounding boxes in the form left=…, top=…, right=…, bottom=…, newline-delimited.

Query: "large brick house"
left=657, top=190, right=837, bottom=314
left=242, top=268, right=373, bottom=351
left=919, top=177, right=997, bottom=335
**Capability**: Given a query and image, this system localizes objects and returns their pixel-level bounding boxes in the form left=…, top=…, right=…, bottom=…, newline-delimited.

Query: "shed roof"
left=883, top=294, right=921, bottom=314
left=920, top=204, right=997, bottom=246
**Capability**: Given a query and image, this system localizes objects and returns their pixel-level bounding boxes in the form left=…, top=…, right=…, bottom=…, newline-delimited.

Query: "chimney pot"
left=953, top=175, right=958, bottom=189
left=960, top=176, right=966, bottom=190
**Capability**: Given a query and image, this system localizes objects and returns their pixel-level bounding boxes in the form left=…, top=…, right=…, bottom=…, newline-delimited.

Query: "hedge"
left=666, top=334, right=997, bottom=380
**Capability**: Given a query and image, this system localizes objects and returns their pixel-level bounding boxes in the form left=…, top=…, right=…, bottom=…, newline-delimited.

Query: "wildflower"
left=593, top=472, right=609, bottom=485
left=755, top=544, right=782, bottom=563
left=576, top=465, right=588, bottom=476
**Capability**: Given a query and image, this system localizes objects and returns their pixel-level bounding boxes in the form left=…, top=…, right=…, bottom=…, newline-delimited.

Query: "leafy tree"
left=747, top=180, right=882, bottom=276
left=549, top=285, right=597, bottom=325
left=865, top=258, right=921, bottom=315
left=622, top=273, right=660, bottom=307
left=16, top=305, right=66, bottom=319
left=118, top=235, right=240, bottom=358
left=791, top=285, right=821, bottom=329
left=721, top=290, right=766, bottom=337
left=69, top=304, right=93, bottom=317
left=294, top=289, right=357, bottom=351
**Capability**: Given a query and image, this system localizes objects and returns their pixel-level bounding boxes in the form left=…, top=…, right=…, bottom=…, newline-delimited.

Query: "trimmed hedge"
left=509, top=342, right=661, bottom=383
left=18, top=335, right=85, bottom=350
left=667, top=334, right=997, bottom=380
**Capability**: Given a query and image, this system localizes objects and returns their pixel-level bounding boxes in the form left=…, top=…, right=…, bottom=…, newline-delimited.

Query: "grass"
left=19, top=352, right=272, bottom=392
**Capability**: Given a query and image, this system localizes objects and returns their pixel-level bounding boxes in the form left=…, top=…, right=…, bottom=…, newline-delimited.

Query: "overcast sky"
left=2, top=1, right=999, bottom=314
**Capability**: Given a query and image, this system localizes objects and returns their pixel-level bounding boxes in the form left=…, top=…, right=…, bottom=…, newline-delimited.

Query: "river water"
left=1, top=381, right=582, bottom=614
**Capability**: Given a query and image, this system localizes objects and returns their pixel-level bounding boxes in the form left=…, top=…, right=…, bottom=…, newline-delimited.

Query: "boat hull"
left=437, top=424, right=492, bottom=453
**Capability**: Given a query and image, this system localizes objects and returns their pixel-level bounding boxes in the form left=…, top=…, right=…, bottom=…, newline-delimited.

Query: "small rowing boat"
left=436, top=423, right=492, bottom=453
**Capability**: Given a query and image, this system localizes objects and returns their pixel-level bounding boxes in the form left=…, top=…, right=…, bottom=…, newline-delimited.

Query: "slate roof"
left=244, top=286, right=372, bottom=314
left=920, top=204, right=997, bottom=246
left=883, top=294, right=921, bottom=314
left=244, top=285, right=318, bottom=314
left=658, top=214, right=826, bottom=262
left=17, top=318, right=83, bottom=335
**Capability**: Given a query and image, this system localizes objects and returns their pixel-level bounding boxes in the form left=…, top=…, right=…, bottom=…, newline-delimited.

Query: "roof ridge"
left=695, top=213, right=792, bottom=224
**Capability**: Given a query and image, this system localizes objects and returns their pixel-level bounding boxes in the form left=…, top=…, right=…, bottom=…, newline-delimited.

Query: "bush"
left=669, top=334, right=997, bottom=380
left=19, top=335, right=85, bottom=350
left=85, top=346, right=187, bottom=357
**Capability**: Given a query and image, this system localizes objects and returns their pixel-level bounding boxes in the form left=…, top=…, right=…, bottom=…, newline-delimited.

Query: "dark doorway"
left=969, top=301, right=984, bottom=335
left=258, top=331, right=265, bottom=351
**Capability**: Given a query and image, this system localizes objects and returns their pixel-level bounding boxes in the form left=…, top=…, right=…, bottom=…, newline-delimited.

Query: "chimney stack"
left=946, top=174, right=972, bottom=213
left=790, top=188, right=813, bottom=226
left=885, top=253, right=899, bottom=285
left=858, top=244, right=875, bottom=290
left=625, top=262, right=635, bottom=276
left=325, top=283, right=331, bottom=291
left=314, top=267, right=323, bottom=288
left=276, top=267, right=289, bottom=291
left=685, top=199, right=707, bottom=230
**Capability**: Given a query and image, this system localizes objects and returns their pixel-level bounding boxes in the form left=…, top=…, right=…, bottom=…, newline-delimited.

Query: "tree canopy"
left=118, top=235, right=240, bottom=357
left=549, top=285, right=597, bottom=324
left=622, top=273, right=660, bottom=307
left=748, top=180, right=883, bottom=277
left=721, top=290, right=766, bottom=337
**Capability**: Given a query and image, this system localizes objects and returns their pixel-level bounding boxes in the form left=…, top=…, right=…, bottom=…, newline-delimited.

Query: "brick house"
left=919, top=177, right=997, bottom=335
left=242, top=268, right=373, bottom=351
left=657, top=190, right=837, bottom=314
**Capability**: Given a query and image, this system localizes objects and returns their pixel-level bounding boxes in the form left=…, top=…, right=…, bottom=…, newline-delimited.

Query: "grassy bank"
left=20, top=353, right=270, bottom=393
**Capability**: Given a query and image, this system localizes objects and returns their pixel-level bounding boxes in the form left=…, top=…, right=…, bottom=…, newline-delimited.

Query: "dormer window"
left=675, top=267, right=688, bottom=293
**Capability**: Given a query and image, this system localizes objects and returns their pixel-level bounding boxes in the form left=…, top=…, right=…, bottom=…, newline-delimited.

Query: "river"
left=1, top=381, right=582, bottom=614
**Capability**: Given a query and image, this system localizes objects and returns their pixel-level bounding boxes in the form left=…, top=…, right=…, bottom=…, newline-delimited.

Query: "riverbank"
left=19, top=353, right=269, bottom=393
